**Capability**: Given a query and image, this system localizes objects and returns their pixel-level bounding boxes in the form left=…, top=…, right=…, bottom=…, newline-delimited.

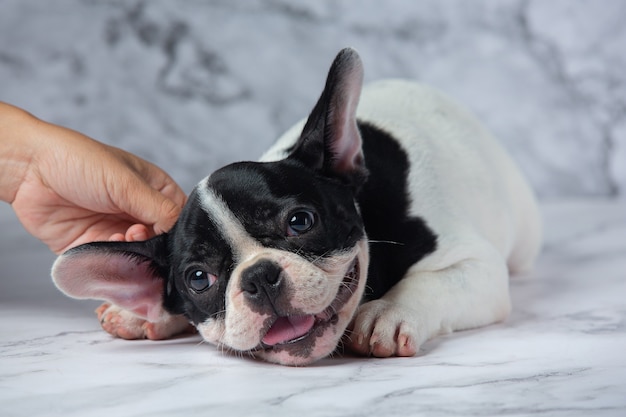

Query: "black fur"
left=210, top=160, right=365, bottom=256
left=162, top=187, right=235, bottom=324
left=356, top=121, right=438, bottom=300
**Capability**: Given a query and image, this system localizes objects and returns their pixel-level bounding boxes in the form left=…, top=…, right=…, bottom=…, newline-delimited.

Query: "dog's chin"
left=252, top=257, right=363, bottom=366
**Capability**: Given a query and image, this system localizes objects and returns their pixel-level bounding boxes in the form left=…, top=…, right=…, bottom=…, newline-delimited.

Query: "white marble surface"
left=1, top=199, right=625, bottom=417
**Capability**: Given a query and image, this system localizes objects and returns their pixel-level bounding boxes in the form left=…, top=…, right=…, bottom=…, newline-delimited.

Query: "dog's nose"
left=240, top=259, right=283, bottom=305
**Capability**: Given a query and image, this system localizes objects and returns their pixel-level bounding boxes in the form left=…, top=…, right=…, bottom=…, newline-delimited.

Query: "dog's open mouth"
left=259, top=258, right=360, bottom=349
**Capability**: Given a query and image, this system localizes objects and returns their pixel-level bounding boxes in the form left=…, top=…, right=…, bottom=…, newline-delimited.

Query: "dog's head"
left=52, top=48, right=369, bottom=365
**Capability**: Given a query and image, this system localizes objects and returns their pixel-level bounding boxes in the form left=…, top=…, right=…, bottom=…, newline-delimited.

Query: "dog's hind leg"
left=96, top=303, right=195, bottom=340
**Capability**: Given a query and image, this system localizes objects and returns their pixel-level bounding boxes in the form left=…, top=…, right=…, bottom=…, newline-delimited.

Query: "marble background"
left=1, top=0, right=625, bottom=198
left=1, top=1, right=626, bottom=416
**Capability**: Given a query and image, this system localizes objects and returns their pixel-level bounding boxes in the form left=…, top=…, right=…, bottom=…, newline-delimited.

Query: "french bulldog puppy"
left=52, top=48, right=541, bottom=366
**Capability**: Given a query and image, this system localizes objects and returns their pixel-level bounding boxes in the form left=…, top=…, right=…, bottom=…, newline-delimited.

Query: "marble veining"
left=1, top=0, right=625, bottom=197
left=1, top=200, right=625, bottom=416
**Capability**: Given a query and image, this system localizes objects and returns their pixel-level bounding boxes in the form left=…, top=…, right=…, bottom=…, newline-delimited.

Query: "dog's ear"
left=289, top=47, right=368, bottom=187
left=51, top=235, right=170, bottom=322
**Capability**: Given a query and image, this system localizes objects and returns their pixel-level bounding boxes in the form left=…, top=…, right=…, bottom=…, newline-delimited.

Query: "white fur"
left=262, top=80, right=542, bottom=355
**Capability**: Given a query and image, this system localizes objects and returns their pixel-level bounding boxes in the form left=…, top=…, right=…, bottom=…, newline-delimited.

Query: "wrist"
left=0, top=102, right=40, bottom=203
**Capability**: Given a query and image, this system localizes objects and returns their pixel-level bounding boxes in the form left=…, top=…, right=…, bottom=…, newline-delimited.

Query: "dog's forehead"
left=208, top=160, right=318, bottom=203
left=203, top=161, right=324, bottom=232
left=194, top=174, right=261, bottom=258
left=172, top=161, right=308, bottom=268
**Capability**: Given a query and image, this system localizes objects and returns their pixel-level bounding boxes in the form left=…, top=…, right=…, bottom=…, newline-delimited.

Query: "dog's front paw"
left=346, top=299, right=423, bottom=358
left=95, top=303, right=195, bottom=340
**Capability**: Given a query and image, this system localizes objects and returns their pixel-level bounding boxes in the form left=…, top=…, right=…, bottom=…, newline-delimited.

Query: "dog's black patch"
left=357, top=121, right=438, bottom=301
left=208, top=160, right=365, bottom=260
left=163, top=187, right=235, bottom=325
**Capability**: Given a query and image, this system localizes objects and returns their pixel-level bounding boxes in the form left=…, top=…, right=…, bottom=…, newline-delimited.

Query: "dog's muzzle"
left=252, top=258, right=360, bottom=349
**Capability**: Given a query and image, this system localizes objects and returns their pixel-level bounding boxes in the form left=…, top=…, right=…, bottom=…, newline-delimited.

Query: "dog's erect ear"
left=289, top=47, right=368, bottom=186
left=52, top=235, right=170, bottom=322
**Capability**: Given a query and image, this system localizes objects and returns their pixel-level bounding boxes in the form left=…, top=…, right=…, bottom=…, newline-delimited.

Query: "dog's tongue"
left=262, top=315, right=315, bottom=346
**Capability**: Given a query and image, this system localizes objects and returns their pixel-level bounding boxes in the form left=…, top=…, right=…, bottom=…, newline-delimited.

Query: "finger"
left=139, top=164, right=187, bottom=209
left=114, top=147, right=187, bottom=210
left=152, top=196, right=181, bottom=235
left=109, top=233, right=125, bottom=242
left=158, top=180, right=187, bottom=210
left=125, top=224, right=151, bottom=241
left=108, top=172, right=182, bottom=235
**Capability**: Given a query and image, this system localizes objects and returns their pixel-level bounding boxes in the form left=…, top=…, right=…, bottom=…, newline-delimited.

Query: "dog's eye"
left=287, top=210, right=315, bottom=236
left=187, top=270, right=217, bottom=293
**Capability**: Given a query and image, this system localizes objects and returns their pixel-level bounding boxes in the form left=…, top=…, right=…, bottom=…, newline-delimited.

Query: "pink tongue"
left=262, top=315, right=315, bottom=346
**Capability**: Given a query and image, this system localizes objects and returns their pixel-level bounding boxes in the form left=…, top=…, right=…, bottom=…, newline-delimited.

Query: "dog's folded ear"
left=51, top=236, right=170, bottom=322
left=289, top=47, right=368, bottom=187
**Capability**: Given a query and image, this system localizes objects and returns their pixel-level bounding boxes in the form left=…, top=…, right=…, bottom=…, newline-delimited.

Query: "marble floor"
left=1, top=199, right=625, bottom=417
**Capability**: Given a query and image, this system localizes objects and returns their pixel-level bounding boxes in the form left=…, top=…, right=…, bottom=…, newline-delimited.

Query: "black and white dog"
left=52, top=48, right=541, bottom=366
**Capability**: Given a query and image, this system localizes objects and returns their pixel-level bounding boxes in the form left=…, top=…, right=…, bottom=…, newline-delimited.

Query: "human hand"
left=1, top=103, right=186, bottom=254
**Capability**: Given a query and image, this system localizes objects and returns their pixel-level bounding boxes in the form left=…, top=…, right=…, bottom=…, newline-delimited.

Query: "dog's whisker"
left=368, top=239, right=404, bottom=246
left=308, top=250, right=332, bottom=265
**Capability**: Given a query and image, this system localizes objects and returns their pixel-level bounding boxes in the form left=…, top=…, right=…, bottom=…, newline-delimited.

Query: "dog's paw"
left=95, top=303, right=195, bottom=340
left=346, top=299, right=423, bottom=358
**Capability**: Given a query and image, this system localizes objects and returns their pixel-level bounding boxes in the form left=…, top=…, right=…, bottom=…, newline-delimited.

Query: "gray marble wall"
left=1, top=0, right=624, bottom=198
